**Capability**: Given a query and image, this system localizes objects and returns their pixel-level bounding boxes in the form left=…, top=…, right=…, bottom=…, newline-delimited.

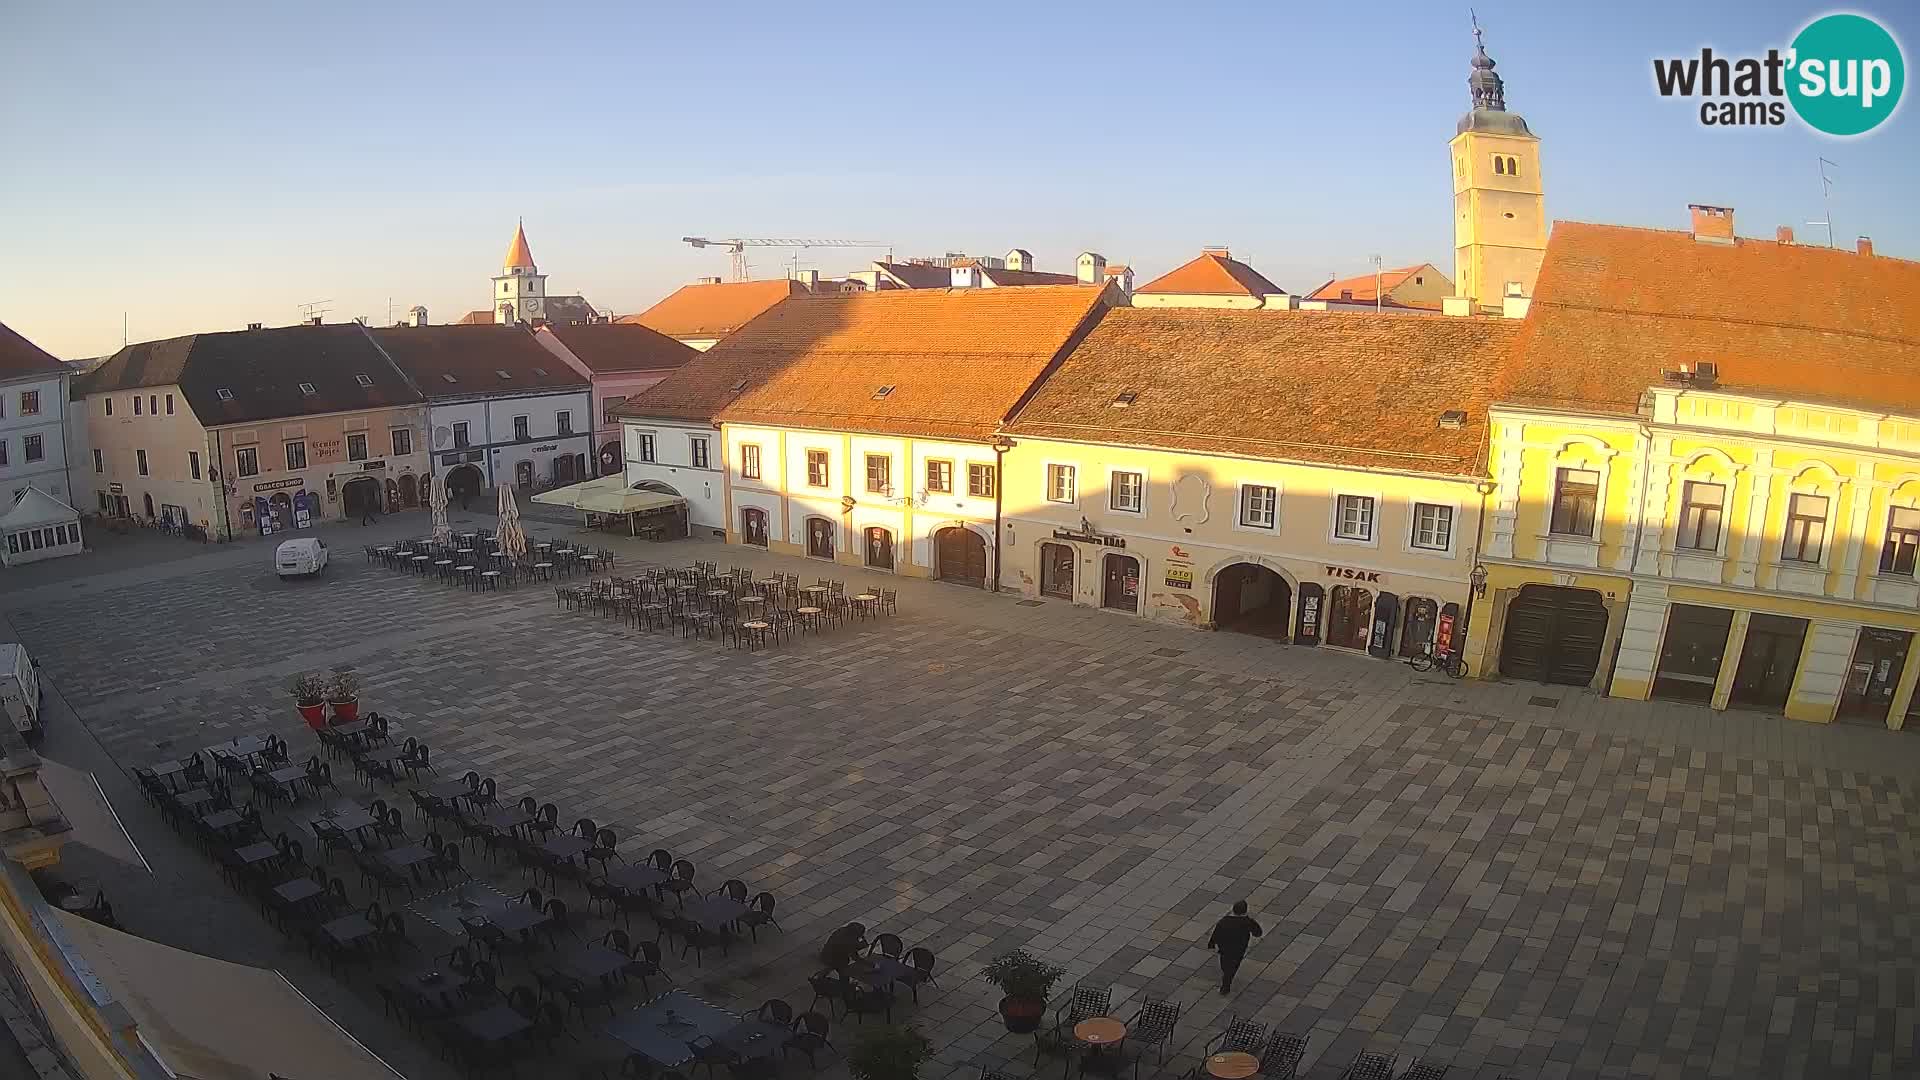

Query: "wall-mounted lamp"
left=990, top=436, right=1015, bottom=454
left=1470, top=563, right=1489, bottom=598
left=1474, top=480, right=1496, bottom=496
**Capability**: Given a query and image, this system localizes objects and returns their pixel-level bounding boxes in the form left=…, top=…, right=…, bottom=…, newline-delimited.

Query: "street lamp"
left=1470, top=564, right=1489, bottom=598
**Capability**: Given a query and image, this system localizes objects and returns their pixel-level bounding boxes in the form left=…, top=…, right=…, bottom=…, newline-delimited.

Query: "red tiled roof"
left=0, top=320, right=66, bottom=378
left=541, top=323, right=698, bottom=374
left=1135, top=251, right=1284, bottom=298
left=619, top=279, right=800, bottom=340
left=1307, top=265, right=1427, bottom=302
left=1497, top=221, right=1920, bottom=416
left=453, top=310, right=493, bottom=325
left=1006, top=307, right=1519, bottom=475
left=371, top=325, right=589, bottom=396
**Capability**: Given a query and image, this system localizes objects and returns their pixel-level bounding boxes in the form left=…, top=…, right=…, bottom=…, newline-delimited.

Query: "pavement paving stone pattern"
left=1, top=517, right=1915, bottom=1079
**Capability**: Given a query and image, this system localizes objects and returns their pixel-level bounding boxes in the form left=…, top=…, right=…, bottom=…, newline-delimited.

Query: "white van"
left=0, top=643, right=43, bottom=742
left=275, top=538, right=329, bottom=578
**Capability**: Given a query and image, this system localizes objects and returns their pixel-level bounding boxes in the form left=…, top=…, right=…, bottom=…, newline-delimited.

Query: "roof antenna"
left=1805, top=157, right=1839, bottom=249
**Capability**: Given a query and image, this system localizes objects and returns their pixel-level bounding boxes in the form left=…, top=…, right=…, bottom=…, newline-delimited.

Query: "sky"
left=3, top=0, right=1915, bottom=359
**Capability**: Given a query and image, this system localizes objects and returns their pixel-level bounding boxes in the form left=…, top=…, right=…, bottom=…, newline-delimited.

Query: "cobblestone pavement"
left=2, top=517, right=1916, bottom=1080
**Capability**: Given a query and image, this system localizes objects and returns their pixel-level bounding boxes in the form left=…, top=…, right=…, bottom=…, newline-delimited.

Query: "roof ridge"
left=1554, top=218, right=1920, bottom=268
left=1535, top=297, right=1920, bottom=350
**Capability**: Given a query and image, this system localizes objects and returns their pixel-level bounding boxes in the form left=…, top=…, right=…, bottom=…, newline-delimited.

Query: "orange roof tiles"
left=1135, top=250, right=1284, bottom=298
left=1307, top=265, right=1425, bottom=302
left=1006, top=307, right=1520, bottom=475
left=1497, top=221, right=1920, bottom=416
left=503, top=221, right=535, bottom=270
left=619, top=285, right=1112, bottom=440
left=620, top=279, right=800, bottom=340
left=453, top=309, right=493, bottom=325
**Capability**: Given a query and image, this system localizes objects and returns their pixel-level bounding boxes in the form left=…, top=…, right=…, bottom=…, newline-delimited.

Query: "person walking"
left=1207, top=900, right=1263, bottom=995
left=359, top=497, right=379, bottom=526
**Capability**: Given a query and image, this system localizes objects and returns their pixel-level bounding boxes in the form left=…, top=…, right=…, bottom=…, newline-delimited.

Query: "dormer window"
left=1111, top=391, right=1137, bottom=408
left=216, top=388, right=234, bottom=402
left=532, top=367, right=547, bottom=376
left=298, top=382, right=317, bottom=396
left=729, top=378, right=747, bottom=392
left=872, top=385, right=895, bottom=400
left=354, top=373, right=373, bottom=387
left=496, top=370, right=512, bottom=380
left=441, top=374, right=457, bottom=384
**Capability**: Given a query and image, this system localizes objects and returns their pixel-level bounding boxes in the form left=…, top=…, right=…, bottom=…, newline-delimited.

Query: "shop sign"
left=361, top=460, right=388, bottom=471
left=1052, top=527, right=1126, bottom=548
left=1435, top=611, right=1457, bottom=657
left=1165, top=566, right=1193, bottom=590
left=534, top=444, right=558, bottom=453
left=1170, top=544, right=1192, bottom=559
left=311, top=437, right=345, bottom=463
left=1124, top=569, right=1139, bottom=596
left=108, top=482, right=124, bottom=494
left=253, top=477, right=304, bottom=493
left=441, top=452, right=462, bottom=466
left=465, top=450, right=484, bottom=462
left=1294, top=582, right=1324, bottom=646
left=1325, top=564, right=1383, bottom=583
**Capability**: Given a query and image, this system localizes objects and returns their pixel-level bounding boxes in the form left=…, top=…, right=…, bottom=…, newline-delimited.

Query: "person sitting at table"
left=819, top=921, right=869, bottom=976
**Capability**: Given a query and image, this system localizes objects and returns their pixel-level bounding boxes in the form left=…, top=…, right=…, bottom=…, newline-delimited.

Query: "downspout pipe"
left=990, top=437, right=1014, bottom=593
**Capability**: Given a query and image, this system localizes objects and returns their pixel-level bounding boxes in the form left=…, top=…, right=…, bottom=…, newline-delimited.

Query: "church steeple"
left=503, top=219, right=536, bottom=272
left=1449, top=15, right=1545, bottom=313
left=491, top=219, right=546, bottom=324
left=1468, top=17, right=1507, bottom=112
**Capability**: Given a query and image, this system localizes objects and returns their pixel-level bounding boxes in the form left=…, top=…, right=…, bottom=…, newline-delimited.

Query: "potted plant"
left=847, top=1025, right=931, bottom=1080
left=289, top=673, right=328, bottom=730
left=983, top=948, right=1066, bottom=1034
left=326, top=670, right=361, bottom=723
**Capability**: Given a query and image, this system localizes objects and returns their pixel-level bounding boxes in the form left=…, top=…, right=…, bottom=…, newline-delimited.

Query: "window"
left=104, top=398, right=113, bottom=416
left=165, top=393, right=174, bottom=414
left=1549, top=468, right=1600, bottom=537
left=347, top=433, right=368, bottom=461
left=189, top=451, right=201, bottom=480
left=453, top=422, right=470, bottom=449
left=689, top=437, right=710, bottom=469
left=926, top=459, right=953, bottom=494
left=148, top=394, right=157, bottom=414
left=513, top=415, right=530, bottom=441
left=92, top=449, right=103, bottom=474
left=1781, top=492, right=1828, bottom=563
left=740, top=443, right=761, bottom=480
left=133, top=395, right=142, bottom=415
left=637, top=433, right=656, bottom=462
left=216, top=388, right=233, bottom=401
left=603, top=396, right=627, bottom=423
left=871, top=385, right=895, bottom=400
left=0, top=443, right=7, bottom=466
left=968, top=463, right=995, bottom=498
left=236, top=447, right=259, bottom=477
left=806, top=450, right=830, bottom=487
left=865, top=453, right=891, bottom=493
left=391, top=427, right=412, bottom=457
left=1677, top=481, right=1725, bottom=552
left=1881, top=507, right=1920, bottom=577
left=19, top=390, right=39, bottom=416
left=285, top=440, right=307, bottom=470
left=354, top=374, right=373, bottom=388
left=22, top=435, right=42, bottom=463
left=1110, top=470, right=1144, bottom=513
left=136, top=449, right=148, bottom=476
left=557, top=411, right=572, bottom=436
left=1411, top=503, right=1453, bottom=550
left=1046, top=464, right=1076, bottom=504
left=1240, top=485, right=1277, bottom=528
left=1335, top=494, right=1375, bottom=541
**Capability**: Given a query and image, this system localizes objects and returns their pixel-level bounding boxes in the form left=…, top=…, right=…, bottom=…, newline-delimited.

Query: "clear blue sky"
left=3, top=0, right=1914, bottom=358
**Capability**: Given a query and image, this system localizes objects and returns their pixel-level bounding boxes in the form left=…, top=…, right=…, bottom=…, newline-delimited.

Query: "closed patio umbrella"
left=497, top=485, right=528, bottom=560
left=429, top=471, right=452, bottom=547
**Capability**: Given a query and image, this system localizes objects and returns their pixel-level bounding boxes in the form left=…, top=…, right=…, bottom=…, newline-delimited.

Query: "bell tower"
left=492, top=220, right=546, bottom=324
left=1450, top=19, right=1545, bottom=312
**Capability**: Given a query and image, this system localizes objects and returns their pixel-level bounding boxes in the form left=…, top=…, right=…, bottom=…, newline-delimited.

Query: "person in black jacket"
left=1206, top=900, right=1264, bottom=994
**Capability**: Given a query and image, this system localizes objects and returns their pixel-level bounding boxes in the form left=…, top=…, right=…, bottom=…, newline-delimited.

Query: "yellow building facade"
left=1464, top=385, right=1920, bottom=729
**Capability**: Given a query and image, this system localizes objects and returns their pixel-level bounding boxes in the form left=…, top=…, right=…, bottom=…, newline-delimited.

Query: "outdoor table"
left=719, top=1018, right=792, bottom=1059
left=433, top=559, right=453, bottom=579
left=800, top=585, right=828, bottom=596
left=605, top=989, right=740, bottom=1066
left=410, top=554, right=431, bottom=571
left=1076, top=1017, right=1129, bottom=1075
left=423, top=779, right=475, bottom=802
left=544, top=834, right=593, bottom=861
left=737, top=595, right=765, bottom=607
left=328, top=719, right=372, bottom=740
left=755, top=578, right=782, bottom=588
left=317, top=805, right=379, bottom=836
left=234, top=841, right=281, bottom=867
left=741, top=620, right=772, bottom=648
left=375, top=546, right=394, bottom=554
left=578, top=553, right=599, bottom=565
left=1205, top=1053, right=1260, bottom=1080
left=795, top=606, right=823, bottom=632
left=607, top=864, right=669, bottom=892
left=456, top=548, right=473, bottom=556
left=323, top=913, right=377, bottom=947
left=273, top=877, right=324, bottom=907
left=705, top=588, right=731, bottom=599
left=151, top=759, right=189, bottom=790
left=383, top=843, right=437, bottom=881
left=362, top=745, right=410, bottom=767
left=268, top=765, right=309, bottom=795
left=483, top=901, right=549, bottom=935
left=852, top=593, right=880, bottom=618
left=200, top=808, right=244, bottom=833
left=176, top=787, right=215, bottom=813
left=455, top=564, right=476, bottom=587
left=682, top=895, right=748, bottom=933
left=856, top=955, right=916, bottom=989
left=482, top=806, right=534, bottom=833
left=207, top=735, right=269, bottom=759
left=458, top=1002, right=532, bottom=1044
left=556, top=942, right=630, bottom=983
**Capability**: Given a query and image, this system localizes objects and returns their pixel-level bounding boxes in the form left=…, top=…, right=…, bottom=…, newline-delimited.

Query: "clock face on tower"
left=526, top=299, right=541, bottom=313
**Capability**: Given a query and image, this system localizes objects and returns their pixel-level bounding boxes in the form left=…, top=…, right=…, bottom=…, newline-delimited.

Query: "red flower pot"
left=297, top=702, right=327, bottom=731
left=329, top=699, right=360, bottom=724
left=999, top=996, right=1045, bottom=1034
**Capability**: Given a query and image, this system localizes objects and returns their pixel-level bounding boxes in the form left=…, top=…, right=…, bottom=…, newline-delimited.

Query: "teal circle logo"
left=1788, top=13, right=1905, bottom=136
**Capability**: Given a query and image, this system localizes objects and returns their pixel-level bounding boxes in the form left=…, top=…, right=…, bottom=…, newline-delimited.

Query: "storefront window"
left=1651, top=604, right=1733, bottom=703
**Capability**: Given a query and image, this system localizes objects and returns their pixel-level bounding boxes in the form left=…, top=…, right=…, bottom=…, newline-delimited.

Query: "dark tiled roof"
left=0, top=321, right=66, bottom=379
left=371, top=325, right=589, bottom=399
left=1006, top=307, right=1521, bottom=475
left=540, top=295, right=598, bottom=326
left=620, top=280, right=801, bottom=339
left=982, top=267, right=1082, bottom=286
left=1497, top=221, right=1920, bottom=416
left=81, top=325, right=422, bottom=426
left=876, top=262, right=956, bottom=289
left=542, top=324, right=698, bottom=374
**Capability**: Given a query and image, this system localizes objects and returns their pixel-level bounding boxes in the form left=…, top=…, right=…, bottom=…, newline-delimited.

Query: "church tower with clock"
left=492, top=220, right=546, bottom=325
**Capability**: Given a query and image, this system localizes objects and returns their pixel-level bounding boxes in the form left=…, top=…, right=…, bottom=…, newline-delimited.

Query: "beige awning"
left=39, top=761, right=148, bottom=869
left=531, top=475, right=685, bottom=515
left=53, top=911, right=402, bottom=1080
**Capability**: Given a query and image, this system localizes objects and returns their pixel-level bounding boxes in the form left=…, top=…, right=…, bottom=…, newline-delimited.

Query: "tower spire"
left=1468, top=11, right=1507, bottom=112
left=503, top=219, right=536, bottom=272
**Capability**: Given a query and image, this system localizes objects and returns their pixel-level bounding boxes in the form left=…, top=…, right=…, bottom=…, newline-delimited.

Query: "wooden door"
left=1102, top=554, right=1139, bottom=612
left=936, top=528, right=987, bottom=587
left=1040, top=543, right=1074, bottom=600
left=741, top=508, right=768, bottom=547
left=806, top=518, right=835, bottom=559
left=865, top=527, right=895, bottom=570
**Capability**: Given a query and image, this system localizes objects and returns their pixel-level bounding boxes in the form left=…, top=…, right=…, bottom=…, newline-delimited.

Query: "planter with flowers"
left=327, top=670, right=361, bottom=724
left=289, top=673, right=328, bottom=730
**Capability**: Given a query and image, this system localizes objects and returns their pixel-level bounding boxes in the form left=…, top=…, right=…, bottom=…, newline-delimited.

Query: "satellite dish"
left=432, top=425, right=451, bottom=449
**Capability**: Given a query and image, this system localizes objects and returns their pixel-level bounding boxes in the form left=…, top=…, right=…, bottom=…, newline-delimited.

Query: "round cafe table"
left=1204, top=1053, right=1259, bottom=1080
left=1074, top=1018, right=1126, bottom=1047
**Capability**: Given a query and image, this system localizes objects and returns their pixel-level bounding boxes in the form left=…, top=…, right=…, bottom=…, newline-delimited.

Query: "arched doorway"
left=935, top=527, right=987, bottom=587
left=1499, top=585, right=1609, bottom=686
left=599, top=441, right=620, bottom=476
left=1399, top=597, right=1440, bottom=658
left=383, top=478, right=400, bottom=512
left=1326, top=585, right=1373, bottom=649
left=419, top=474, right=432, bottom=506
left=741, top=507, right=769, bottom=547
left=342, top=477, right=381, bottom=518
left=805, top=517, right=836, bottom=559
left=515, top=461, right=535, bottom=488
left=1211, top=563, right=1292, bottom=638
left=1102, top=553, right=1140, bottom=613
left=268, top=492, right=294, bottom=531
left=448, top=464, right=483, bottom=500
left=142, top=492, right=155, bottom=519
left=1039, top=542, right=1074, bottom=600
left=865, top=527, right=895, bottom=571
left=554, top=455, right=578, bottom=485
left=398, top=473, right=417, bottom=508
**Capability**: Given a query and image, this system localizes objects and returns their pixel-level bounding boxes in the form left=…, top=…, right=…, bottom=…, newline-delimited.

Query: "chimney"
left=1005, top=248, right=1033, bottom=272
left=694, top=276, right=723, bottom=285
left=247, top=322, right=264, bottom=331
left=1688, top=204, right=1735, bottom=245
left=1776, top=226, right=1795, bottom=245
left=1076, top=252, right=1106, bottom=285
left=1442, top=296, right=1474, bottom=318
left=1201, top=246, right=1231, bottom=259
left=1101, top=264, right=1133, bottom=296
left=306, top=316, right=323, bottom=326
left=790, top=269, right=820, bottom=291
left=950, top=262, right=979, bottom=288
left=408, top=305, right=429, bottom=328
left=1858, top=236, right=1874, bottom=257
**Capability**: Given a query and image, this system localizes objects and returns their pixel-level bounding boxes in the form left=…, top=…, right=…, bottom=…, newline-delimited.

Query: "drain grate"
left=1528, top=695, right=1561, bottom=708
left=1016, top=599, right=1044, bottom=607
left=1153, top=648, right=1186, bottom=658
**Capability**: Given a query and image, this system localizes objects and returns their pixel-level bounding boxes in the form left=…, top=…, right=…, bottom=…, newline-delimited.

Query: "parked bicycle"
left=1408, top=646, right=1467, bottom=678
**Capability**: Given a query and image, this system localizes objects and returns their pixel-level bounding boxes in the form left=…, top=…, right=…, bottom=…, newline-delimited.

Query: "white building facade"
left=621, top=417, right=726, bottom=535
left=428, top=388, right=595, bottom=498
left=1, top=370, right=70, bottom=506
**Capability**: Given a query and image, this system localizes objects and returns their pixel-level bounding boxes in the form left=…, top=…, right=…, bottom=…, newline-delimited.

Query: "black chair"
left=1337, top=1052, right=1396, bottom=1080
left=625, top=937, right=671, bottom=992
left=740, top=893, right=780, bottom=942
left=672, top=916, right=730, bottom=965
left=663, top=859, right=697, bottom=905
left=356, top=851, right=413, bottom=900
left=784, top=1011, right=836, bottom=1068
left=1260, top=1033, right=1310, bottom=1080
left=587, top=828, right=622, bottom=873
left=431, top=843, right=470, bottom=884
left=1055, top=983, right=1114, bottom=1044
left=1392, top=1059, right=1447, bottom=1080
left=379, top=910, right=422, bottom=956
left=841, top=980, right=892, bottom=1024
left=711, top=878, right=748, bottom=903
left=560, top=974, right=622, bottom=1025
left=756, top=999, right=793, bottom=1027
left=873, top=933, right=904, bottom=959
left=1125, top=998, right=1179, bottom=1063
left=543, top=897, right=583, bottom=943
left=903, top=947, right=939, bottom=1003
left=1206, top=1017, right=1269, bottom=1056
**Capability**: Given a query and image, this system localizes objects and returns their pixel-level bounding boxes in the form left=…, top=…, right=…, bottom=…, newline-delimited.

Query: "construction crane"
left=682, top=237, right=891, bottom=282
